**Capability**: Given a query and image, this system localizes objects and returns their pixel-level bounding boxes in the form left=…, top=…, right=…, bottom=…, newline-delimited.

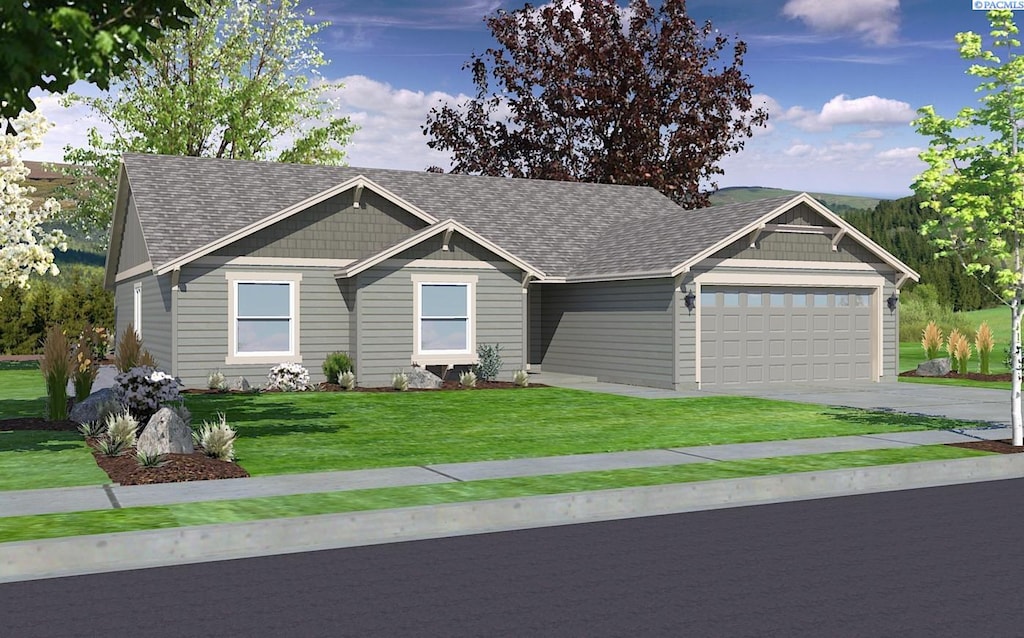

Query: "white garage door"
left=700, top=287, right=874, bottom=386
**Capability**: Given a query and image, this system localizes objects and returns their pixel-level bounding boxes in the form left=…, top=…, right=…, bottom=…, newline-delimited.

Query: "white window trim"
left=411, top=273, right=478, bottom=365
left=133, top=282, right=143, bottom=338
left=224, top=271, right=302, bottom=365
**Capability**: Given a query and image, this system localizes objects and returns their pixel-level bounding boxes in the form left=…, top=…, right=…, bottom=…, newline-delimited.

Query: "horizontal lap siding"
left=114, top=273, right=172, bottom=372
left=539, top=279, right=675, bottom=389
left=358, top=263, right=524, bottom=387
left=885, top=281, right=897, bottom=379
left=175, top=264, right=350, bottom=388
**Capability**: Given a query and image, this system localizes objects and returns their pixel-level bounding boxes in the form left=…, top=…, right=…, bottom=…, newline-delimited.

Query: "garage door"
left=700, top=287, right=873, bottom=386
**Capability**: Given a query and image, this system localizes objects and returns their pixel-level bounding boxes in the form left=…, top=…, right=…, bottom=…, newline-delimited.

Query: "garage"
left=699, top=286, right=874, bottom=386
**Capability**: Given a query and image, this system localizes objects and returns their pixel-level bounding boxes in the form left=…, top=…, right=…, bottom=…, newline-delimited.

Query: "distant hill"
left=710, top=186, right=883, bottom=213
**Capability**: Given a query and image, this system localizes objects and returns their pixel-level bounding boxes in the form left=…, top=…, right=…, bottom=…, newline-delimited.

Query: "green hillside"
left=710, top=186, right=881, bottom=213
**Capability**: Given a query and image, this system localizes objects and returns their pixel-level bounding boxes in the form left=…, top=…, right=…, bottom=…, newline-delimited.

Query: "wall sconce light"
left=684, top=289, right=696, bottom=314
left=887, top=292, right=899, bottom=313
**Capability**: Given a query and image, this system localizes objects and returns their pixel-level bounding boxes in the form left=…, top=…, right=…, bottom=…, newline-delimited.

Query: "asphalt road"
left=4, top=478, right=1024, bottom=637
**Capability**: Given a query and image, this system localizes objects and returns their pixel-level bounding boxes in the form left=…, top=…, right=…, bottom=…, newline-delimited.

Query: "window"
left=723, top=292, right=740, bottom=307
left=814, top=294, right=829, bottom=307
left=413, top=274, right=478, bottom=364
left=792, top=294, right=806, bottom=308
left=225, top=272, right=301, bottom=364
left=133, top=282, right=142, bottom=338
left=770, top=293, right=785, bottom=307
left=747, top=293, right=762, bottom=307
left=701, top=292, right=716, bottom=307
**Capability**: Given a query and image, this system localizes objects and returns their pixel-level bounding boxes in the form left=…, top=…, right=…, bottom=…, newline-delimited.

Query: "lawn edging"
left=3, top=452, right=1023, bottom=584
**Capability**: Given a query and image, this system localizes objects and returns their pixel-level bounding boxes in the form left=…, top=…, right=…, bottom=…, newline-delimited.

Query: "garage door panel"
left=700, top=286, right=874, bottom=387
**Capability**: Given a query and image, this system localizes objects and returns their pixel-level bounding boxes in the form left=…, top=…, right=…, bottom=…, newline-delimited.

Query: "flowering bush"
left=113, top=366, right=183, bottom=421
left=267, top=363, right=311, bottom=391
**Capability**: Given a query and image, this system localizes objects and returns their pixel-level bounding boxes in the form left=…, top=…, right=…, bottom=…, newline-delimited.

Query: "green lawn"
left=0, top=431, right=109, bottom=490
left=182, top=389, right=987, bottom=478
left=0, top=445, right=991, bottom=543
left=0, top=361, right=47, bottom=419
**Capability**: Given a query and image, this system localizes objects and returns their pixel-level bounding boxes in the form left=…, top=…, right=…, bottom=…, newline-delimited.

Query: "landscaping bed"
left=85, top=438, right=250, bottom=485
left=900, top=370, right=1012, bottom=382
left=183, top=380, right=543, bottom=394
left=947, top=439, right=1024, bottom=454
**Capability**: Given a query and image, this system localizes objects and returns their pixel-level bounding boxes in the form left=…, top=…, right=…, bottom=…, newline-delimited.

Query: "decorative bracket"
left=748, top=223, right=765, bottom=248
left=831, top=227, right=846, bottom=252
left=353, top=184, right=364, bottom=209
left=171, top=268, right=181, bottom=292
left=441, top=227, right=454, bottom=252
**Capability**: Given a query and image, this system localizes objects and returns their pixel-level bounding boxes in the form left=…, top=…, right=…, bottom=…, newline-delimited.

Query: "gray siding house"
left=105, top=153, right=918, bottom=390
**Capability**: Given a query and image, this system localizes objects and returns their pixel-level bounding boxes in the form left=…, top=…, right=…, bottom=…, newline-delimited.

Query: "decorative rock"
left=406, top=367, right=443, bottom=389
left=917, top=358, right=952, bottom=377
left=69, top=388, right=118, bottom=424
left=230, top=376, right=251, bottom=391
left=137, top=407, right=195, bottom=456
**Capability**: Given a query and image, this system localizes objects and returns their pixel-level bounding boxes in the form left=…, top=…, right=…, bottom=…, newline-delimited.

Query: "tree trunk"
left=1012, top=297, right=1023, bottom=445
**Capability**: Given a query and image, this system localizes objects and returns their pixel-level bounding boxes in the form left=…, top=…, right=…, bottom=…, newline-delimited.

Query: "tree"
left=0, top=0, right=197, bottom=124
left=61, top=0, right=358, bottom=241
left=423, top=0, right=766, bottom=207
left=912, top=10, right=1024, bottom=445
left=0, top=111, right=67, bottom=300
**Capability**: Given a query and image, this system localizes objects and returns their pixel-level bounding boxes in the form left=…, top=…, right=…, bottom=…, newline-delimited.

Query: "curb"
left=3, top=453, right=1023, bottom=583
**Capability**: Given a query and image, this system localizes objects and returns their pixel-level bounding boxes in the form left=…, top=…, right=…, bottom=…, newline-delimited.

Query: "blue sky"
left=26, top=1, right=1001, bottom=198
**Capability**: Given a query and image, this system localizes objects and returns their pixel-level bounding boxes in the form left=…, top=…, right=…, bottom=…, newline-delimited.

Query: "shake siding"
left=539, top=279, right=675, bottom=389
left=116, top=195, right=150, bottom=272
left=358, top=262, right=525, bottom=387
left=211, top=190, right=428, bottom=259
left=114, top=273, right=172, bottom=371
left=174, top=264, right=350, bottom=388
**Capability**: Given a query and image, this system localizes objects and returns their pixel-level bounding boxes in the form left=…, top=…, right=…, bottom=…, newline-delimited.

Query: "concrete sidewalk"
left=0, top=424, right=1012, bottom=519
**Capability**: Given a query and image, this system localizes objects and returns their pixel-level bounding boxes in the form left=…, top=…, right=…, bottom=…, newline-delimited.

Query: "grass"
left=182, top=389, right=987, bottom=478
left=0, top=445, right=991, bottom=544
left=0, top=361, right=47, bottom=419
left=0, top=431, right=110, bottom=491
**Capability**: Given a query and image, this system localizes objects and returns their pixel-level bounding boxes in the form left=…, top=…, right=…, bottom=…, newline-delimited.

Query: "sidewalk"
left=0, top=424, right=1012, bottom=518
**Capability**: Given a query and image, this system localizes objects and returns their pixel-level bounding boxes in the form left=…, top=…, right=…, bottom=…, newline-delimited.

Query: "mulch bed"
left=947, top=439, right=1024, bottom=454
left=183, top=380, right=544, bottom=394
left=899, top=370, right=1013, bottom=382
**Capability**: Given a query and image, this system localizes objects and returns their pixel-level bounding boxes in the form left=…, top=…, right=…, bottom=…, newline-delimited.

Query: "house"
left=104, top=153, right=919, bottom=390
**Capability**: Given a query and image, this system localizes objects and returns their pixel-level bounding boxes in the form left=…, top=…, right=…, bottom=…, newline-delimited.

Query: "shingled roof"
left=117, top=153, right=908, bottom=282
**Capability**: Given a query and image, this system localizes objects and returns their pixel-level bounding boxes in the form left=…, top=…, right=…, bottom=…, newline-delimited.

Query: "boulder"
left=137, top=407, right=195, bottom=456
left=230, top=376, right=251, bottom=391
left=917, top=358, right=952, bottom=377
left=406, top=367, right=443, bottom=389
left=69, top=388, right=119, bottom=425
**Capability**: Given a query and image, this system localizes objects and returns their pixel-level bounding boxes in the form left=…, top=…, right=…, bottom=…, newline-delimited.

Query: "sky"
left=22, top=0, right=1005, bottom=199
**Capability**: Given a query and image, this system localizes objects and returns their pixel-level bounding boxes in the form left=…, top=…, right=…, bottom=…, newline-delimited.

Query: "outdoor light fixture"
left=684, top=289, right=696, bottom=314
left=887, top=292, right=899, bottom=313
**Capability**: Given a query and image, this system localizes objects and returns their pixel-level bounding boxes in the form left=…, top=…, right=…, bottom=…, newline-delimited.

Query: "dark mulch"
left=0, top=417, right=81, bottom=431
left=183, top=380, right=545, bottom=394
left=84, top=438, right=250, bottom=485
left=900, top=370, right=1012, bottom=382
left=947, top=439, right=1024, bottom=454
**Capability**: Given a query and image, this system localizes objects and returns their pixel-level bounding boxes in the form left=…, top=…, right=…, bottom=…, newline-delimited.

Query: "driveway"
left=709, top=381, right=1011, bottom=427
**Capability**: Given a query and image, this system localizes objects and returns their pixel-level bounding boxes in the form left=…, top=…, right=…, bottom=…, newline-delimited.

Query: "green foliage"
left=899, top=294, right=976, bottom=343
left=104, top=409, right=139, bottom=449
left=322, top=352, right=354, bottom=384
left=40, top=325, right=71, bottom=421
left=198, top=412, right=237, bottom=461
left=459, top=370, right=477, bottom=388
left=135, top=449, right=167, bottom=468
left=338, top=371, right=356, bottom=391
left=0, top=265, right=113, bottom=355
left=473, top=343, right=503, bottom=381
left=0, top=1, right=196, bottom=122
left=60, top=0, right=357, bottom=241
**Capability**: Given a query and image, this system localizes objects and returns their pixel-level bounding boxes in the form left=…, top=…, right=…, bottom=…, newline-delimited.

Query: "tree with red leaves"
left=423, top=0, right=767, bottom=207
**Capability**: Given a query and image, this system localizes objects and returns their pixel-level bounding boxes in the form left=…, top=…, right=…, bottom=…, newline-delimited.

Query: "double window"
left=412, top=274, right=477, bottom=364
left=225, top=272, right=302, bottom=364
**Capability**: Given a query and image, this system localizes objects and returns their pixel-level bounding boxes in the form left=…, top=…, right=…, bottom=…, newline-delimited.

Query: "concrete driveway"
left=708, top=381, right=1012, bottom=427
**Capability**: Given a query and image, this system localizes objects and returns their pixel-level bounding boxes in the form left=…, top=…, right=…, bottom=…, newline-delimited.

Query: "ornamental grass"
left=39, top=325, right=72, bottom=421
left=975, top=322, right=995, bottom=375
left=922, top=321, right=943, bottom=360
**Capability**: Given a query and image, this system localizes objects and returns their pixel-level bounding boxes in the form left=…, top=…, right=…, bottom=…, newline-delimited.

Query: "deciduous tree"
left=913, top=10, right=1024, bottom=444
left=62, top=0, right=357, bottom=242
left=423, top=0, right=767, bottom=207
left=0, top=0, right=196, bottom=124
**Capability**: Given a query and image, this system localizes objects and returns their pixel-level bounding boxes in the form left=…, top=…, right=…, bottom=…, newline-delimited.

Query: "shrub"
left=513, top=369, right=530, bottom=387
left=114, top=324, right=143, bottom=372
left=323, top=352, right=354, bottom=384
left=459, top=370, right=477, bottom=388
left=976, top=322, right=995, bottom=375
left=947, top=329, right=971, bottom=374
left=921, top=321, right=944, bottom=361
left=473, top=343, right=503, bottom=381
left=40, top=324, right=72, bottom=421
left=900, top=296, right=975, bottom=343
left=198, top=412, right=237, bottom=461
left=104, top=409, right=139, bottom=449
left=267, top=363, right=311, bottom=391
left=207, top=370, right=228, bottom=391
left=77, top=420, right=102, bottom=438
left=135, top=449, right=167, bottom=468
left=392, top=371, right=409, bottom=391
left=339, top=370, right=356, bottom=390
left=96, top=437, right=128, bottom=457
left=113, top=366, right=183, bottom=422
left=71, top=328, right=101, bottom=400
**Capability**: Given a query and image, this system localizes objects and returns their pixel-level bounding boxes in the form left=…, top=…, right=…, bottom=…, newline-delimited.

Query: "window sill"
left=412, top=354, right=477, bottom=366
left=225, top=354, right=303, bottom=366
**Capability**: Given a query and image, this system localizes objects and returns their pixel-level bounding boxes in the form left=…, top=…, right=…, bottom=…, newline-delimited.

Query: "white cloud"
left=19, top=85, right=112, bottom=163
left=324, top=75, right=467, bottom=170
left=784, top=94, right=916, bottom=132
left=782, top=0, right=899, bottom=45
left=784, top=143, right=815, bottom=157
left=856, top=129, right=886, bottom=139
left=876, top=146, right=922, bottom=160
